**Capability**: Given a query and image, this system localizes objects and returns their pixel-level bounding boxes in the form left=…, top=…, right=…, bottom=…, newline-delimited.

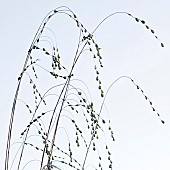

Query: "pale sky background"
left=1, top=0, right=170, bottom=170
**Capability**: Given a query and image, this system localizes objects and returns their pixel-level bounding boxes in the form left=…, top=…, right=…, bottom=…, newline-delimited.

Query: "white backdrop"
left=1, top=1, right=170, bottom=170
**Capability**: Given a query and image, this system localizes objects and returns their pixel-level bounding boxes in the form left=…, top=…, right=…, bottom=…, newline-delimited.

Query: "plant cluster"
left=4, top=6, right=164, bottom=170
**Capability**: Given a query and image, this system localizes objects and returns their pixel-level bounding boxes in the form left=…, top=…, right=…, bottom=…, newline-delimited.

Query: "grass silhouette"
left=4, top=6, right=164, bottom=170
